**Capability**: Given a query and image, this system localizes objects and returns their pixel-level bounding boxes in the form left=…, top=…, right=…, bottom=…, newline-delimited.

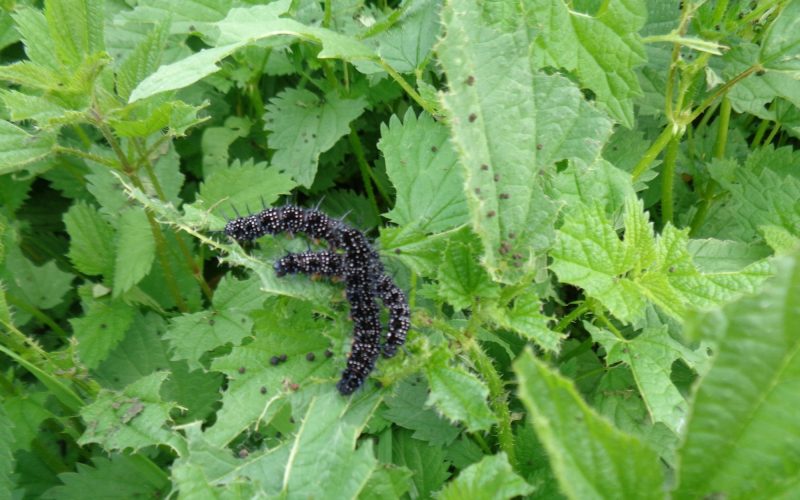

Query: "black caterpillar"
left=224, top=206, right=410, bottom=395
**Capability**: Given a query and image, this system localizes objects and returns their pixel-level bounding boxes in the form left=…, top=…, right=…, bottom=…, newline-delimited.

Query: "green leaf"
left=374, top=0, right=442, bottom=73
left=11, top=7, right=59, bottom=70
left=44, top=0, right=105, bottom=68
left=392, top=428, right=451, bottom=498
left=488, top=291, right=561, bottom=353
left=113, top=208, right=156, bottom=297
left=0, top=405, right=14, bottom=500
left=0, top=120, right=57, bottom=174
left=437, top=237, right=499, bottom=310
left=359, top=464, right=414, bottom=500
left=203, top=299, right=343, bottom=447
left=199, top=117, right=251, bottom=177
left=552, top=159, right=635, bottom=218
left=514, top=350, right=665, bottom=499
left=278, top=390, right=382, bottom=498
left=264, top=88, right=367, bottom=187
left=0, top=12, right=19, bottom=52
left=586, top=324, right=706, bottom=435
left=95, top=313, right=222, bottom=423
left=382, top=377, right=460, bottom=446
left=2, top=247, right=73, bottom=310
left=724, top=43, right=800, bottom=123
left=378, top=108, right=468, bottom=233
left=169, top=422, right=264, bottom=497
left=529, top=0, right=646, bottom=127
left=759, top=0, right=800, bottom=72
left=436, top=453, right=534, bottom=500
left=42, top=455, right=169, bottom=500
left=79, top=371, right=181, bottom=453
left=164, top=276, right=265, bottom=371
left=706, top=158, right=800, bottom=241
left=64, top=201, right=115, bottom=278
left=438, top=0, right=613, bottom=283
left=425, top=364, right=495, bottom=432
left=675, top=254, right=800, bottom=499
left=551, top=196, right=772, bottom=323
left=70, top=298, right=136, bottom=370
left=108, top=100, right=205, bottom=138
left=116, top=22, right=168, bottom=101
left=196, top=159, right=296, bottom=217
left=0, top=90, right=70, bottom=125
left=129, top=1, right=377, bottom=102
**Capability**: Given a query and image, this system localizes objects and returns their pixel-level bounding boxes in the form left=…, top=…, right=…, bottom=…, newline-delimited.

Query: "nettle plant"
left=1, top=0, right=799, bottom=498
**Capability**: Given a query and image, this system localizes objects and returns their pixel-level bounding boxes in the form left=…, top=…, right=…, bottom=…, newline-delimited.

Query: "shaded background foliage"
left=1, top=0, right=799, bottom=498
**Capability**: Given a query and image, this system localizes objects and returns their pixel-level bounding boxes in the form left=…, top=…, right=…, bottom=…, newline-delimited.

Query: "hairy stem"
left=661, top=135, right=681, bottom=226
left=631, top=125, right=675, bottom=182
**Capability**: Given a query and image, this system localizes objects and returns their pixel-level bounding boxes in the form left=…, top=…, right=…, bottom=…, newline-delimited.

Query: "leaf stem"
left=660, top=134, right=680, bottom=226
left=377, top=60, right=438, bottom=117
left=348, top=128, right=380, bottom=214
left=713, top=96, right=732, bottom=159
left=53, top=145, right=118, bottom=168
left=464, top=335, right=518, bottom=469
left=688, top=65, right=758, bottom=122
left=4, top=293, right=68, bottom=339
left=631, top=125, right=674, bottom=182
left=554, top=301, right=590, bottom=333
left=134, top=139, right=214, bottom=302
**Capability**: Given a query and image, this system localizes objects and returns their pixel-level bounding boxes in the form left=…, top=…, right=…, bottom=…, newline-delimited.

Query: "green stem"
left=763, top=120, right=781, bottom=145
left=127, top=175, right=188, bottom=312
left=323, top=0, right=332, bottom=27
left=53, top=145, right=118, bottom=168
left=465, top=336, right=518, bottom=469
left=688, top=65, right=759, bottom=122
left=661, top=135, right=680, bottom=226
left=596, top=311, right=625, bottom=340
left=631, top=125, right=675, bottom=182
left=134, top=140, right=214, bottom=302
left=689, top=197, right=711, bottom=237
left=751, top=119, right=771, bottom=148
left=348, top=128, right=380, bottom=214
left=4, top=293, right=68, bottom=339
left=713, top=96, right=731, bottom=159
left=554, top=301, right=590, bottom=333
left=378, top=60, right=438, bottom=116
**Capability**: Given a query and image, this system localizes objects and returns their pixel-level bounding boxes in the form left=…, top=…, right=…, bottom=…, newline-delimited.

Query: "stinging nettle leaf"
left=196, top=159, right=296, bottom=218
left=425, top=364, right=495, bottom=432
left=79, top=371, right=181, bottom=453
left=64, top=201, right=115, bottom=278
left=264, top=88, right=367, bottom=187
left=0, top=120, right=57, bottom=174
left=438, top=0, right=613, bottom=284
left=378, top=108, right=468, bottom=233
left=129, top=1, right=377, bottom=102
left=514, top=350, right=665, bottom=499
left=436, top=452, right=534, bottom=500
left=675, top=254, right=800, bottom=499
left=586, top=324, right=705, bottom=436
left=113, top=208, right=156, bottom=298
left=70, top=298, right=136, bottom=370
left=551, top=196, right=771, bottom=324
left=529, top=0, right=647, bottom=127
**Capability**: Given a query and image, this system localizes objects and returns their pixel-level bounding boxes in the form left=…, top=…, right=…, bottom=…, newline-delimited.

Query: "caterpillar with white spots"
left=224, top=206, right=410, bottom=395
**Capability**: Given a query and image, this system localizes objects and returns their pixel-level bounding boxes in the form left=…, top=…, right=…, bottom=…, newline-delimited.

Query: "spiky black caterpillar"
left=274, top=251, right=410, bottom=358
left=224, top=206, right=410, bottom=395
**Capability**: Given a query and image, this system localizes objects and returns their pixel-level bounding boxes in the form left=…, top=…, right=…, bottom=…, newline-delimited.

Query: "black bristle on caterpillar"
left=273, top=251, right=410, bottom=359
left=225, top=205, right=410, bottom=394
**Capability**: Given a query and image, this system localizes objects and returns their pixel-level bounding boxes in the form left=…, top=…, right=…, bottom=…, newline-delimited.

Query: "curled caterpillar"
left=224, top=206, right=410, bottom=395
left=274, top=251, right=410, bottom=358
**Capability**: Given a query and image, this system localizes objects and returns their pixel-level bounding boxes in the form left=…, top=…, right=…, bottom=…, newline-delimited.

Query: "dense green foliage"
left=1, top=0, right=799, bottom=498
